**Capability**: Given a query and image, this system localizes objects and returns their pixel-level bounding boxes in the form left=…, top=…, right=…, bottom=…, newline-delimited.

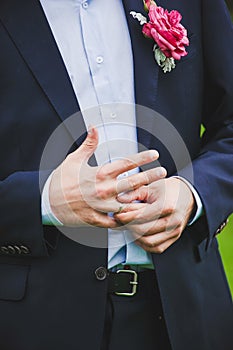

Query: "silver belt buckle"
left=115, top=269, right=138, bottom=296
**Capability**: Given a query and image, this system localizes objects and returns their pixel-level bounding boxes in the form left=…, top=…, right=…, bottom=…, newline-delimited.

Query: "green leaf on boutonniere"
left=153, top=45, right=176, bottom=73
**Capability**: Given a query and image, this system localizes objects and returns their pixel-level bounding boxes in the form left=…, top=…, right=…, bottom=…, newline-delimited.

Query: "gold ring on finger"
left=116, top=206, right=124, bottom=214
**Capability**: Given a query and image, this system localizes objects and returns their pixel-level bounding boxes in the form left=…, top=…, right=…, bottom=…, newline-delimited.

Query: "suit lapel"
left=0, top=0, right=162, bottom=150
left=0, top=0, right=86, bottom=143
left=122, top=0, right=160, bottom=150
left=122, top=0, right=159, bottom=111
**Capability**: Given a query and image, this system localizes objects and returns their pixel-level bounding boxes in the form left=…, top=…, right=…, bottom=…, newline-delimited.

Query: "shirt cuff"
left=173, top=176, right=203, bottom=225
left=41, top=172, right=64, bottom=226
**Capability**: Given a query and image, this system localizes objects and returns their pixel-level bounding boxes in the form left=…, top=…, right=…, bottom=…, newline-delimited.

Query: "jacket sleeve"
left=0, top=170, right=55, bottom=258
left=180, top=0, right=233, bottom=240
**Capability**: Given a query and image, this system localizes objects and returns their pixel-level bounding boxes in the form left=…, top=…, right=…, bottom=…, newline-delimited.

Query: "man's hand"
left=115, top=177, right=195, bottom=253
left=49, top=127, right=166, bottom=228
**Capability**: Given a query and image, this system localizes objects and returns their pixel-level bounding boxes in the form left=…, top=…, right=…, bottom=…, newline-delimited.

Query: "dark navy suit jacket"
left=0, top=0, right=232, bottom=349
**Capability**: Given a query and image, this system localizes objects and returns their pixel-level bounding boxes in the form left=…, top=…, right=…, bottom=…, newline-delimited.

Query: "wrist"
left=41, top=172, right=64, bottom=226
left=172, top=176, right=203, bottom=225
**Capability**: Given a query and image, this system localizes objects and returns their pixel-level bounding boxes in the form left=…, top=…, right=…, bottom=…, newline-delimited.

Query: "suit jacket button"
left=7, top=245, right=16, bottom=254
left=20, top=245, right=30, bottom=255
left=0, top=246, right=9, bottom=254
left=95, top=267, right=108, bottom=281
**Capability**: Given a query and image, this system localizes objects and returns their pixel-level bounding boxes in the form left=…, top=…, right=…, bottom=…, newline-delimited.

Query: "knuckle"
left=149, top=171, right=158, bottom=183
left=173, top=219, right=182, bottom=229
left=96, top=167, right=108, bottom=181
left=90, top=213, right=101, bottom=226
left=173, top=227, right=182, bottom=238
left=162, top=216, right=170, bottom=228
left=142, top=172, right=152, bottom=185
left=140, top=152, right=149, bottom=163
left=155, top=203, right=164, bottom=217
left=65, top=153, right=73, bottom=163
left=164, top=204, right=175, bottom=216
left=143, top=225, right=153, bottom=236
left=154, top=245, right=165, bottom=254
left=95, top=186, right=110, bottom=200
left=146, top=240, right=155, bottom=249
left=122, top=158, right=133, bottom=169
left=83, top=137, right=97, bottom=149
left=127, top=177, right=138, bottom=190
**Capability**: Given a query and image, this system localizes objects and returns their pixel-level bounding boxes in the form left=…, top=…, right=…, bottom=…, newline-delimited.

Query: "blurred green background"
left=226, top=0, right=233, bottom=12
left=218, top=217, right=233, bottom=295
left=211, top=0, right=233, bottom=296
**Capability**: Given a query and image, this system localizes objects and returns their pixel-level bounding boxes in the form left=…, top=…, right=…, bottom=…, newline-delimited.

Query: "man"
left=0, top=0, right=232, bottom=349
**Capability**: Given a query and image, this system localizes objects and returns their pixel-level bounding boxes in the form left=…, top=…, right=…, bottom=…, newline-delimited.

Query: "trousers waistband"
left=110, top=264, right=154, bottom=272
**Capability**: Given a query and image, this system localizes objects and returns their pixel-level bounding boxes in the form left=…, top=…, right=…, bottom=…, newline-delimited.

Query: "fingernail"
left=117, top=193, right=127, bottom=200
left=149, top=150, right=159, bottom=159
left=88, top=125, right=94, bottom=135
left=158, top=167, right=167, bottom=177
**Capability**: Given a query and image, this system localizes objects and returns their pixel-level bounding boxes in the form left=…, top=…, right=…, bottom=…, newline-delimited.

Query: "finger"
left=104, top=201, right=146, bottom=215
left=71, top=126, right=99, bottom=162
left=114, top=201, right=164, bottom=225
left=117, top=186, right=149, bottom=203
left=85, top=196, right=147, bottom=216
left=131, top=220, right=180, bottom=244
left=116, top=167, right=166, bottom=195
left=132, top=218, right=180, bottom=238
left=115, top=192, right=183, bottom=226
left=80, top=211, right=122, bottom=229
left=136, top=235, right=179, bottom=254
left=127, top=217, right=180, bottom=237
left=112, top=202, right=147, bottom=216
left=99, top=150, right=159, bottom=179
left=96, top=215, right=122, bottom=229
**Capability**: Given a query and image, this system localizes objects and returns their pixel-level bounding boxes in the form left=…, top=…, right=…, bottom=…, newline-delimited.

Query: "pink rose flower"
left=142, top=4, right=189, bottom=60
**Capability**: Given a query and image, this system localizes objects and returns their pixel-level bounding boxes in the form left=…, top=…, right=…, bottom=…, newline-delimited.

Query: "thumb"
left=72, top=126, right=99, bottom=162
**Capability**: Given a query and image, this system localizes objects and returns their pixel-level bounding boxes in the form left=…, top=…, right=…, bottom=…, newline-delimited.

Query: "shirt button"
left=122, top=171, right=129, bottom=177
left=110, top=112, right=117, bottom=119
left=96, top=56, right=104, bottom=64
left=95, top=267, right=108, bottom=281
left=82, top=1, right=88, bottom=9
left=117, top=171, right=129, bottom=180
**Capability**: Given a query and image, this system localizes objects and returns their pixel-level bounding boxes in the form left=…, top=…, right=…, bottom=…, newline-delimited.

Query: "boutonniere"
left=130, top=0, right=189, bottom=73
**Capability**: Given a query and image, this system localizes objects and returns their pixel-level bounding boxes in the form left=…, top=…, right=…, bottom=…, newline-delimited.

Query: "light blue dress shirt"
left=40, top=0, right=202, bottom=269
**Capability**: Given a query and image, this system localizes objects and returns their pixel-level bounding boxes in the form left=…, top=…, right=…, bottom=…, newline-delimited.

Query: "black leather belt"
left=108, top=269, right=155, bottom=297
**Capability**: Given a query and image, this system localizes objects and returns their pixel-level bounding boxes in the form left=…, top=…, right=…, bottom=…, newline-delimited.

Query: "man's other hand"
left=115, top=177, right=195, bottom=252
